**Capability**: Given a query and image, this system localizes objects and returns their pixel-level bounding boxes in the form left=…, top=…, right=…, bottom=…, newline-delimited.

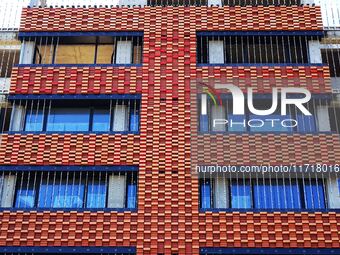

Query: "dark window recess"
left=0, top=171, right=137, bottom=209
left=31, top=35, right=143, bottom=65
left=5, top=98, right=140, bottom=133
left=0, top=48, right=20, bottom=78
left=197, top=35, right=315, bottom=64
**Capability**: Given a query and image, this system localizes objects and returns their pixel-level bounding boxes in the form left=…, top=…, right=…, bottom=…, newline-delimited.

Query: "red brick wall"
left=1, top=6, right=339, bottom=255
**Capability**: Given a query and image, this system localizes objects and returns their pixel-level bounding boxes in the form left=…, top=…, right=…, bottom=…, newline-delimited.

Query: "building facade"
left=0, top=0, right=339, bottom=255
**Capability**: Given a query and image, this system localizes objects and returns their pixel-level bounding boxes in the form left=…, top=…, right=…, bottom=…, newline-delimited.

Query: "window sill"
left=16, top=63, right=143, bottom=68
left=4, top=131, right=140, bottom=135
left=0, top=207, right=138, bottom=212
left=196, top=63, right=327, bottom=67
left=200, top=208, right=340, bottom=213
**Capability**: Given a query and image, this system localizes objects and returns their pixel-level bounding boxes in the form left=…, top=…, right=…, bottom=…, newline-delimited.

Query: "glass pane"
left=46, top=108, right=90, bottom=131
left=200, top=114, right=209, bottom=132
left=112, top=105, right=128, bottom=131
left=92, top=109, right=110, bottom=132
left=24, top=109, right=44, bottom=131
left=15, top=176, right=36, bottom=208
left=296, top=115, right=317, bottom=133
left=54, top=45, right=96, bottom=64
left=249, top=114, right=293, bottom=132
left=86, top=179, right=107, bottom=208
left=35, top=45, right=54, bottom=64
left=303, top=179, right=326, bottom=209
left=38, top=176, right=85, bottom=208
left=127, top=181, right=137, bottom=209
left=228, top=114, right=247, bottom=132
left=96, top=44, right=114, bottom=64
left=129, top=110, right=139, bottom=132
left=231, top=180, right=251, bottom=209
left=200, top=180, right=211, bottom=209
left=253, top=179, right=301, bottom=209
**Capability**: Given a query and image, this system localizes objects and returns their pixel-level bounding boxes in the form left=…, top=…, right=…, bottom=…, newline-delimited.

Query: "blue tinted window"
left=86, top=179, right=107, bottom=208
left=231, top=180, right=251, bottom=208
left=249, top=115, right=293, bottom=132
left=15, top=178, right=36, bottom=208
left=92, top=109, right=110, bottom=132
left=127, top=181, right=137, bottom=209
left=296, top=115, right=316, bottom=133
left=303, top=179, right=326, bottom=209
left=200, top=114, right=209, bottom=132
left=46, top=108, right=90, bottom=131
left=130, top=110, right=139, bottom=132
left=24, top=109, right=44, bottom=131
left=38, top=178, right=85, bottom=208
left=201, top=180, right=211, bottom=209
left=253, top=179, right=301, bottom=209
left=228, top=115, right=247, bottom=132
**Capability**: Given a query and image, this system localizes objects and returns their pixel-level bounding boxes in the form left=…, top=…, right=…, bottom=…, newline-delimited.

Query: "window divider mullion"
left=109, top=101, right=114, bottom=132
left=42, top=101, right=49, bottom=131
left=89, top=107, right=94, bottom=132
left=94, top=36, right=99, bottom=64
left=51, top=39, right=57, bottom=64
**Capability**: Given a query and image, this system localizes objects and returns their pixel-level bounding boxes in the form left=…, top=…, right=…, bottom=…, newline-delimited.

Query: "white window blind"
left=208, top=40, right=224, bottom=64
left=316, top=105, right=331, bottom=132
left=19, top=41, right=35, bottom=64
left=113, top=104, right=128, bottom=132
left=9, top=104, right=25, bottom=131
left=115, top=40, right=133, bottom=64
left=108, top=175, right=126, bottom=208
left=211, top=105, right=226, bottom=132
left=214, top=178, right=228, bottom=208
left=0, top=175, right=16, bottom=207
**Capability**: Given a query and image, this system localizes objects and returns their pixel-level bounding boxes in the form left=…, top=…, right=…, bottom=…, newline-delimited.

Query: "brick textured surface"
left=19, top=6, right=323, bottom=32
left=10, top=65, right=331, bottom=94
left=0, top=5, right=338, bottom=255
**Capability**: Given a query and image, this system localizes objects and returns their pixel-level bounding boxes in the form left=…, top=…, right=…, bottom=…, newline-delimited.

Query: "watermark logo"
left=198, top=82, right=312, bottom=130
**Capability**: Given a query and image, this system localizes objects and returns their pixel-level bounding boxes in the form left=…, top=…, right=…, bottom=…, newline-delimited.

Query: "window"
left=198, top=95, right=340, bottom=134
left=321, top=48, right=340, bottom=92
left=199, top=176, right=327, bottom=210
left=0, top=248, right=136, bottom=255
left=197, top=34, right=318, bottom=65
left=200, top=247, right=338, bottom=255
left=0, top=43, right=20, bottom=95
left=0, top=47, right=20, bottom=78
left=147, top=0, right=301, bottom=6
left=0, top=169, right=137, bottom=209
left=24, top=34, right=143, bottom=65
left=7, top=97, right=140, bottom=133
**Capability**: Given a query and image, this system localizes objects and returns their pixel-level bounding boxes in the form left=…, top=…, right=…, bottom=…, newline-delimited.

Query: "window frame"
left=199, top=177, right=329, bottom=211
left=18, top=32, right=143, bottom=67
left=7, top=94, right=141, bottom=134
left=196, top=31, right=324, bottom=66
left=197, top=94, right=335, bottom=134
left=0, top=165, right=138, bottom=212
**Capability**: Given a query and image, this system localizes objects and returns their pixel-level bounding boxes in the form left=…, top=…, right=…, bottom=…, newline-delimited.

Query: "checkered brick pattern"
left=0, top=5, right=339, bottom=255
